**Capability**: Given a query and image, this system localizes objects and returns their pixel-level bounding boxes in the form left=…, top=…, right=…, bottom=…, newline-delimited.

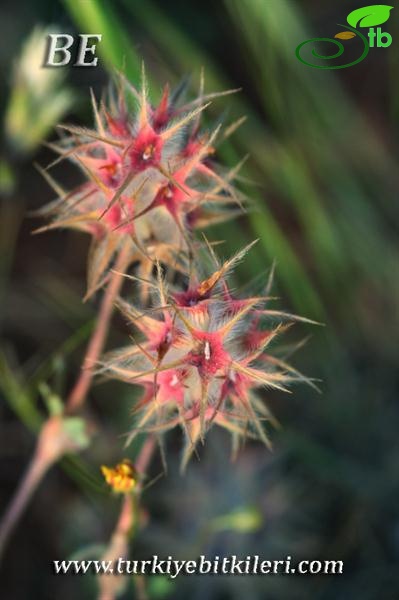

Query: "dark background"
left=1, top=1, right=399, bottom=598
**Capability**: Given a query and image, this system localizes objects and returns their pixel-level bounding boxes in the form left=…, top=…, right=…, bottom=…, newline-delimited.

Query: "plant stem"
left=0, top=443, right=49, bottom=562
left=66, top=242, right=131, bottom=412
left=97, top=435, right=156, bottom=600
left=0, top=242, right=131, bottom=561
left=135, top=435, right=157, bottom=477
left=0, top=415, right=68, bottom=561
left=97, top=494, right=133, bottom=600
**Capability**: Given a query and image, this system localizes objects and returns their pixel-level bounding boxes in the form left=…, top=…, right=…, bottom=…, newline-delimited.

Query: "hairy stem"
left=0, top=445, right=49, bottom=562
left=0, top=415, right=67, bottom=560
left=98, top=436, right=156, bottom=600
left=67, top=242, right=131, bottom=412
left=0, top=242, right=131, bottom=560
left=135, top=435, right=157, bottom=477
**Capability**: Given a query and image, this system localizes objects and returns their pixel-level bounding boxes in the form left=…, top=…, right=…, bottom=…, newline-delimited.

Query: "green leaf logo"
left=347, top=5, right=393, bottom=28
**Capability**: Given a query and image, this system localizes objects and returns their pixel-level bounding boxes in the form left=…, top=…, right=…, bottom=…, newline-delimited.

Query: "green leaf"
left=347, top=5, right=393, bottom=28
left=63, top=0, right=140, bottom=81
left=38, top=382, right=63, bottom=416
left=62, top=417, right=91, bottom=452
left=0, top=351, right=42, bottom=431
left=0, top=160, right=16, bottom=195
left=147, top=576, right=175, bottom=599
left=210, top=506, right=263, bottom=533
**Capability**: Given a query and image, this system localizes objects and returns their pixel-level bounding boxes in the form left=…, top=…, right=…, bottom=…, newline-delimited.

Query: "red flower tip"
left=127, top=124, right=164, bottom=171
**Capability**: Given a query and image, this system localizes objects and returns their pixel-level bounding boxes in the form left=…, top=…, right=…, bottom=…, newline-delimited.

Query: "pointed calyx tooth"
left=34, top=66, right=314, bottom=467
left=38, top=68, right=243, bottom=279
left=102, top=240, right=314, bottom=463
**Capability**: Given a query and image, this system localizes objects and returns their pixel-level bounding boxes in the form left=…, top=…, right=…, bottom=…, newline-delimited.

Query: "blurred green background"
left=1, top=0, right=399, bottom=598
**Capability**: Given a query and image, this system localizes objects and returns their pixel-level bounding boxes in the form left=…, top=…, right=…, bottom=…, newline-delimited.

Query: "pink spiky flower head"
left=36, top=65, right=244, bottom=299
left=101, top=243, right=317, bottom=470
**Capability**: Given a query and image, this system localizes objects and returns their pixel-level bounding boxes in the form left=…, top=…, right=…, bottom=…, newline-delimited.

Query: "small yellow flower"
left=101, top=459, right=138, bottom=493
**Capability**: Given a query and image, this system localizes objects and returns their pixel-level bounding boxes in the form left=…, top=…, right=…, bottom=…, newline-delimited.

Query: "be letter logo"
left=44, top=34, right=102, bottom=67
